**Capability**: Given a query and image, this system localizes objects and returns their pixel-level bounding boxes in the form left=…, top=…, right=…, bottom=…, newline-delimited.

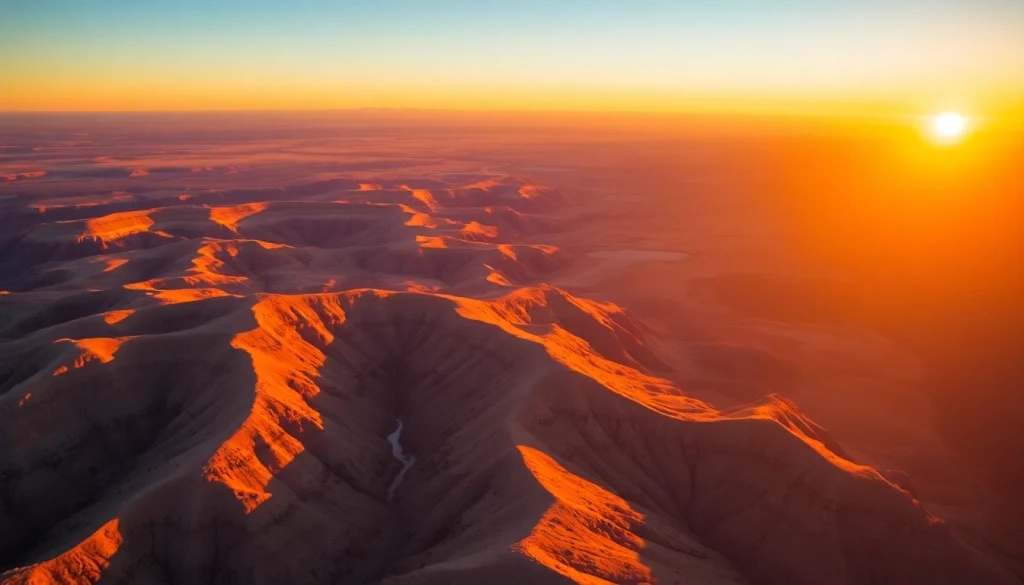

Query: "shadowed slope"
left=4, top=287, right=1007, bottom=584
left=0, top=173, right=1013, bottom=585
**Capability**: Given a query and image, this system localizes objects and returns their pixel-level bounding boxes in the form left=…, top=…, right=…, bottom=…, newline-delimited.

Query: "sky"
left=1, top=0, right=1023, bottom=115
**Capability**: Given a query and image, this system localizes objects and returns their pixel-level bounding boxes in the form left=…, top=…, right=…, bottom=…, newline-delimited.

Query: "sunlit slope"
left=0, top=178, right=562, bottom=296
left=0, top=175, right=1011, bottom=584
left=2, top=286, right=1006, bottom=584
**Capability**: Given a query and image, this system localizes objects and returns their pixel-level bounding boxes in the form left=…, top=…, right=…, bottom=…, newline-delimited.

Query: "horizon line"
left=0, top=105, right=929, bottom=120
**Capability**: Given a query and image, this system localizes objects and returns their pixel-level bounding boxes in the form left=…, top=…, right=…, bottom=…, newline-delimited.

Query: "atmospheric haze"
left=0, top=110, right=1020, bottom=584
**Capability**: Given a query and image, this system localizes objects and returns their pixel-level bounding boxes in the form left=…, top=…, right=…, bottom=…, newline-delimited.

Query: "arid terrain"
left=0, top=112, right=1021, bottom=584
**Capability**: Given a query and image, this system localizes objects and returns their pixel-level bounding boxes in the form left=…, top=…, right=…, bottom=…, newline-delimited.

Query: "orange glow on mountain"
left=79, top=210, right=162, bottom=248
left=410, top=189, right=439, bottom=212
left=54, top=337, right=128, bottom=369
left=1, top=519, right=123, bottom=583
left=460, top=221, right=499, bottom=241
left=402, top=206, right=436, bottom=227
left=203, top=294, right=340, bottom=513
left=209, top=203, right=268, bottom=232
left=99, top=258, right=129, bottom=273
left=124, top=281, right=234, bottom=304
left=415, top=235, right=448, bottom=249
left=102, top=310, right=134, bottom=324
left=184, top=241, right=255, bottom=287
left=518, top=185, right=543, bottom=200
left=515, top=445, right=653, bottom=584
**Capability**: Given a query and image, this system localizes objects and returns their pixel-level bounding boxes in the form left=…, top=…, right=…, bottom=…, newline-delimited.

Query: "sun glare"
left=932, top=112, right=967, bottom=142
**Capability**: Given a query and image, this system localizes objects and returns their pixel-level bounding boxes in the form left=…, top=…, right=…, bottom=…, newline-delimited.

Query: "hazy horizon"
left=3, top=0, right=1023, bottom=117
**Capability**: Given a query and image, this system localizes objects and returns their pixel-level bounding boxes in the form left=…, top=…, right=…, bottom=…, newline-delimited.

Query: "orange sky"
left=2, top=1, right=1023, bottom=117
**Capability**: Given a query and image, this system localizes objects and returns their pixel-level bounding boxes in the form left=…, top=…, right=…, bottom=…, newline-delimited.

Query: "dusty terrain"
left=0, top=112, right=1020, bottom=584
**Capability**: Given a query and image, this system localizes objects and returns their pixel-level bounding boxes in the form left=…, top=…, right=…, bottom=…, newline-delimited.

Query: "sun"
left=932, top=112, right=967, bottom=142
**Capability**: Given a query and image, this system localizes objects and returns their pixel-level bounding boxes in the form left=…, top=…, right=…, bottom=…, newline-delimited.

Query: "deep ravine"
left=386, top=418, right=416, bottom=503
